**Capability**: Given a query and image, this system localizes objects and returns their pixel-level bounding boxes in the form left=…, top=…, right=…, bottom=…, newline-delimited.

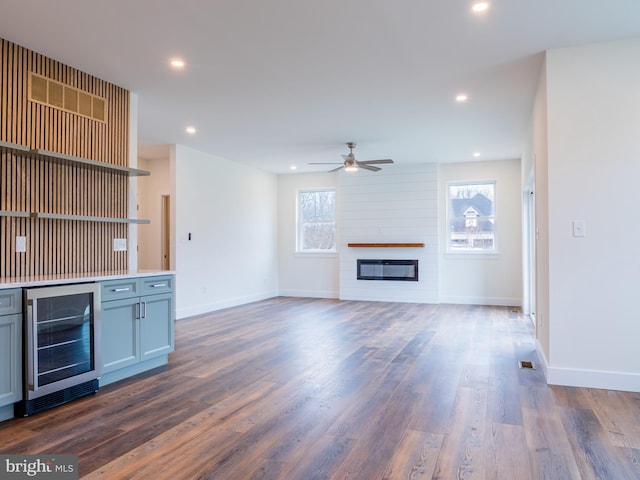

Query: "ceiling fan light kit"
left=309, top=142, right=394, bottom=173
left=344, top=163, right=358, bottom=172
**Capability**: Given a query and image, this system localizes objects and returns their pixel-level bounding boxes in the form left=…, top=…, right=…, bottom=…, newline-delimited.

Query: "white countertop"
left=0, top=270, right=175, bottom=289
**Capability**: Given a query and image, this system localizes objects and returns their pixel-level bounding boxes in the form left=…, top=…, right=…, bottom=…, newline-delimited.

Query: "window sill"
left=445, top=251, right=500, bottom=259
left=295, top=251, right=337, bottom=258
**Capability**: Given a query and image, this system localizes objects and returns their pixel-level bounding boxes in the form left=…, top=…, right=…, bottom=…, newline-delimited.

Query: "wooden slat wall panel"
left=0, top=38, right=130, bottom=278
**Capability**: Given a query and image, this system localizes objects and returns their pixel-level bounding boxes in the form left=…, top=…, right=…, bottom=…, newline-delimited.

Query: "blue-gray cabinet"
left=100, top=275, right=174, bottom=384
left=0, top=289, right=22, bottom=419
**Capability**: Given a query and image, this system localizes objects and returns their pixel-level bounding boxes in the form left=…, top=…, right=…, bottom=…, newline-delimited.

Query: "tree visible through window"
left=297, top=189, right=336, bottom=252
left=448, top=182, right=495, bottom=252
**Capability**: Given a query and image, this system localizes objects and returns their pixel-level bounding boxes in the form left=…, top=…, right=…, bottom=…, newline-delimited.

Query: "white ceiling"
left=1, top=0, right=639, bottom=173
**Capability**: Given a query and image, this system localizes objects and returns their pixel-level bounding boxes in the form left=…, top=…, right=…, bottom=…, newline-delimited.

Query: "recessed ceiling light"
left=473, top=152, right=481, bottom=157
left=170, top=58, right=185, bottom=69
left=471, top=2, right=489, bottom=13
left=185, top=126, right=196, bottom=135
left=456, top=94, right=468, bottom=102
left=290, top=165, right=297, bottom=171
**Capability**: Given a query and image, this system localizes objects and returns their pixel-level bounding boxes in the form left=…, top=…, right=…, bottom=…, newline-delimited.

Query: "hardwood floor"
left=1, top=298, right=639, bottom=479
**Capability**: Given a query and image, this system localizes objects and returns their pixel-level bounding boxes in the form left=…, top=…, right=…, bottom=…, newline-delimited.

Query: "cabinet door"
left=139, top=293, right=174, bottom=361
left=0, top=289, right=22, bottom=316
left=101, top=297, right=140, bottom=373
left=0, top=313, right=22, bottom=406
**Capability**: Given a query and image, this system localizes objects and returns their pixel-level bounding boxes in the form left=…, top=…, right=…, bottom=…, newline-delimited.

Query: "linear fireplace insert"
left=16, top=283, right=101, bottom=416
left=357, top=259, right=419, bottom=281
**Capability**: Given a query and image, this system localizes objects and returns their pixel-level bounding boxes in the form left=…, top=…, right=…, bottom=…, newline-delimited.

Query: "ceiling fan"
left=309, top=142, right=394, bottom=172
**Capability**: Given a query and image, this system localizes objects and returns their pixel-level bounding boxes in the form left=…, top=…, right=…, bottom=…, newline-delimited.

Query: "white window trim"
left=445, top=180, right=497, bottom=255
left=296, top=187, right=337, bottom=254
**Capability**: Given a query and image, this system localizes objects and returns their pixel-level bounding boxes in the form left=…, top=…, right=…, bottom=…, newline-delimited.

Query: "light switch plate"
left=16, top=236, right=27, bottom=252
left=572, top=220, right=586, bottom=237
left=113, top=238, right=128, bottom=251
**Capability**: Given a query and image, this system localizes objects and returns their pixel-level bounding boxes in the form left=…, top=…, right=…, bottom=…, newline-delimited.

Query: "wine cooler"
left=16, top=283, right=102, bottom=416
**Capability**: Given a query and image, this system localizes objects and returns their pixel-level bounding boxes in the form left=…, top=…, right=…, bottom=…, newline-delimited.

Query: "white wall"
left=543, top=38, right=640, bottom=391
left=338, top=164, right=439, bottom=303
left=137, top=153, right=171, bottom=270
left=277, top=172, right=339, bottom=298
left=173, top=145, right=278, bottom=318
left=438, top=159, right=522, bottom=306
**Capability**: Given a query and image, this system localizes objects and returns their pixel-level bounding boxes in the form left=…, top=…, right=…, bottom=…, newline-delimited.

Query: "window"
left=447, top=181, right=495, bottom=252
left=297, top=188, right=336, bottom=252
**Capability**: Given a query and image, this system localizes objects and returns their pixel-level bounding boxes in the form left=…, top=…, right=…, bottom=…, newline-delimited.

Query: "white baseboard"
left=176, top=290, right=278, bottom=319
left=535, top=339, right=640, bottom=392
left=546, top=366, right=640, bottom=393
left=535, top=338, right=549, bottom=379
left=278, top=289, right=338, bottom=299
left=339, top=294, right=438, bottom=304
left=438, top=296, right=522, bottom=307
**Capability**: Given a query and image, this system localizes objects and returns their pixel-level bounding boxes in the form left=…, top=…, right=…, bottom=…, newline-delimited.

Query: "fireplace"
left=357, top=259, right=418, bottom=281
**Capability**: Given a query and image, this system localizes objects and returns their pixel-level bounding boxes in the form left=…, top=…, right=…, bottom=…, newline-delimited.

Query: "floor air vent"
left=519, top=360, right=535, bottom=369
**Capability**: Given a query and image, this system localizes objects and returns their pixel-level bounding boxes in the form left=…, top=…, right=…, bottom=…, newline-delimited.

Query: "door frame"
left=161, top=195, right=171, bottom=270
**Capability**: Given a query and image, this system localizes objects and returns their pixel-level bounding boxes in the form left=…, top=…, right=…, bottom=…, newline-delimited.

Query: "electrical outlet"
left=16, top=236, right=27, bottom=252
left=113, top=238, right=127, bottom=251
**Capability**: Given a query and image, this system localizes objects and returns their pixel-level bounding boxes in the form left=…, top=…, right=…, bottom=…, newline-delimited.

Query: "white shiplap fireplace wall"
left=338, top=164, right=439, bottom=303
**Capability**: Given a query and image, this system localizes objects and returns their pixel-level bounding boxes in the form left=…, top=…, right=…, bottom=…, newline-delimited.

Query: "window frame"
left=296, top=187, right=337, bottom=255
left=446, top=180, right=497, bottom=255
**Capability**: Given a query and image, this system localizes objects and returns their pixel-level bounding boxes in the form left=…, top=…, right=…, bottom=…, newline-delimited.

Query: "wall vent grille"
left=28, top=71, right=107, bottom=123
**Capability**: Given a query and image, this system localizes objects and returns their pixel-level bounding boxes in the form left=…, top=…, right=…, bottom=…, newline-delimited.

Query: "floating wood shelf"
left=0, top=210, right=149, bottom=224
left=347, top=243, right=425, bottom=248
left=0, top=140, right=30, bottom=155
left=0, top=210, right=32, bottom=218
left=36, top=213, right=150, bottom=224
left=0, top=141, right=150, bottom=177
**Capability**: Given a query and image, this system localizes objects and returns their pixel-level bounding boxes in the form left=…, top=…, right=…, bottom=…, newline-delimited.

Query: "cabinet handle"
left=141, top=301, right=147, bottom=319
left=150, top=283, right=166, bottom=288
left=113, top=287, right=130, bottom=292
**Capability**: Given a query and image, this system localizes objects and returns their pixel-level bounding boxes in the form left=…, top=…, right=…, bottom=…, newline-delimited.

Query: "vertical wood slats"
left=0, top=38, right=130, bottom=278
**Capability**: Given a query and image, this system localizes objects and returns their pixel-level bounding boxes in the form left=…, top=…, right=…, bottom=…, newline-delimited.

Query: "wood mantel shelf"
left=347, top=243, right=425, bottom=248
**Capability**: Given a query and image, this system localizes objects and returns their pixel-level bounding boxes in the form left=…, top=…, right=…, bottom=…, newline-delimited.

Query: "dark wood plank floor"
left=1, top=298, right=639, bottom=479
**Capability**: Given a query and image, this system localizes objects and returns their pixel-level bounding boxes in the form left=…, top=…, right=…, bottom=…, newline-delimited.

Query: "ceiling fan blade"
left=358, top=164, right=381, bottom=172
left=358, top=159, right=394, bottom=165
left=309, top=145, right=391, bottom=172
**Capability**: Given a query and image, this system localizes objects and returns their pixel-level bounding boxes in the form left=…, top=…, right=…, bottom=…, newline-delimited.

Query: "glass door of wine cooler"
left=25, top=283, right=102, bottom=400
